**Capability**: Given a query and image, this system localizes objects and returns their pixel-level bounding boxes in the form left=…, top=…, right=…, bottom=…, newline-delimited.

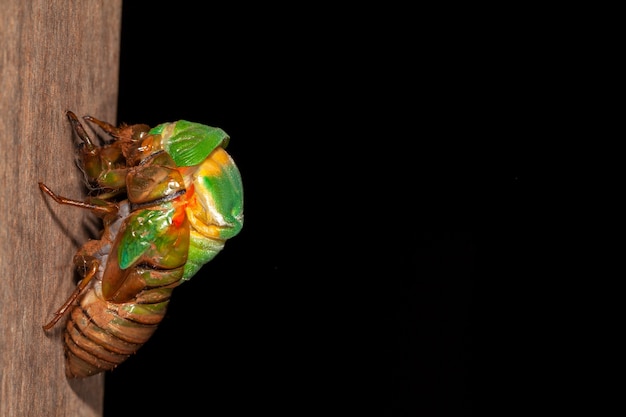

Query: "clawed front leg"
left=67, top=111, right=129, bottom=193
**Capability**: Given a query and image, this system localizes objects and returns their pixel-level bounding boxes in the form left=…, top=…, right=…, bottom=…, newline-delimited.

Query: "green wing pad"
left=182, top=231, right=226, bottom=281
left=117, top=203, right=188, bottom=270
left=195, top=148, right=244, bottom=240
left=150, top=121, right=230, bottom=167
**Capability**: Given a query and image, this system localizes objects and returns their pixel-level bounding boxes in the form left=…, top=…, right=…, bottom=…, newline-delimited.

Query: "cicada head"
left=69, top=112, right=154, bottom=192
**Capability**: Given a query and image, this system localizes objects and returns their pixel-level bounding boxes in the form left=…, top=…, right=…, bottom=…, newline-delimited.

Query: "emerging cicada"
left=41, top=111, right=243, bottom=378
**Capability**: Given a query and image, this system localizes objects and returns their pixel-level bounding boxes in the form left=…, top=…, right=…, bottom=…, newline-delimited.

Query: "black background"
left=99, top=3, right=533, bottom=416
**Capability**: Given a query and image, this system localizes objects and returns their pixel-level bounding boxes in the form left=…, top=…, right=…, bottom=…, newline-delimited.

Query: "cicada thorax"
left=136, top=121, right=245, bottom=280
left=62, top=151, right=192, bottom=378
left=179, top=147, right=244, bottom=279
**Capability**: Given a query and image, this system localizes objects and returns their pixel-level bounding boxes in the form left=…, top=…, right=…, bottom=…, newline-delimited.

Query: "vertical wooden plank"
left=0, top=1, right=121, bottom=415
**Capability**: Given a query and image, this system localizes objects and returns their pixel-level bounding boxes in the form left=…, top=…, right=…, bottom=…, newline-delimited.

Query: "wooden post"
left=0, top=1, right=121, bottom=415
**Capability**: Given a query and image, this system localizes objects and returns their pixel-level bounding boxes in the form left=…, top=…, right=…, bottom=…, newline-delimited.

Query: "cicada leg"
left=38, top=182, right=118, bottom=216
left=42, top=259, right=99, bottom=331
left=81, top=114, right=122, bottom=137
left=66, top=110, right=97, bottom=152
left=39, top=182, right=118, bottom=330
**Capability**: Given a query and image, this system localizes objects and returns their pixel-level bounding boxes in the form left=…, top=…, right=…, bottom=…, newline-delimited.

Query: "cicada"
left=41, top=111, right=243, bottom=378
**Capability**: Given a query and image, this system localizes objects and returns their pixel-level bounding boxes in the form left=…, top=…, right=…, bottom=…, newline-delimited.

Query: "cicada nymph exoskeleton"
left=41, top=111, right=243, bottom=378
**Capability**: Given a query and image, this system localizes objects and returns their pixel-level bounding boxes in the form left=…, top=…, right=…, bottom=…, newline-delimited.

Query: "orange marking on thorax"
left=172, top=206, right=186, bottom=228
left=172, top=184, right=194, bottom=228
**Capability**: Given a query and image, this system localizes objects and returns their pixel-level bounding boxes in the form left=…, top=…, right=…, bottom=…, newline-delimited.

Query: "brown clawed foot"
left=66, top=110, right=96, bottom=151
left=83, top=115, right=120, bottom=137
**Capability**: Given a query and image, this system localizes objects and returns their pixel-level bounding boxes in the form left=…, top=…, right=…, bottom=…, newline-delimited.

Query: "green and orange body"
left=41, top=111, right=243, bottom=378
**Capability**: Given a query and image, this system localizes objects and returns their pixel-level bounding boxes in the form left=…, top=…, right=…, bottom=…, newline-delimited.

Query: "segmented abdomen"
left=62, top=200, right=187, bottom=378
left=63, top=277, right=179, bottom=378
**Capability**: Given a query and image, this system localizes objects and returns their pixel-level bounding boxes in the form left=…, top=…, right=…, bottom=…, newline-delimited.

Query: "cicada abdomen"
left=41, top=111, right=243, bottom=378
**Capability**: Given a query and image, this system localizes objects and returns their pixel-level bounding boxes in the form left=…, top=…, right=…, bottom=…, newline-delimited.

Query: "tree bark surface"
left=0, top=1, right=121, bottom=415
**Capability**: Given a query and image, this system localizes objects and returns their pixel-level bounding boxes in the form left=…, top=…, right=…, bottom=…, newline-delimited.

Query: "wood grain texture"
left=0, top=1, right=121, bottom=415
